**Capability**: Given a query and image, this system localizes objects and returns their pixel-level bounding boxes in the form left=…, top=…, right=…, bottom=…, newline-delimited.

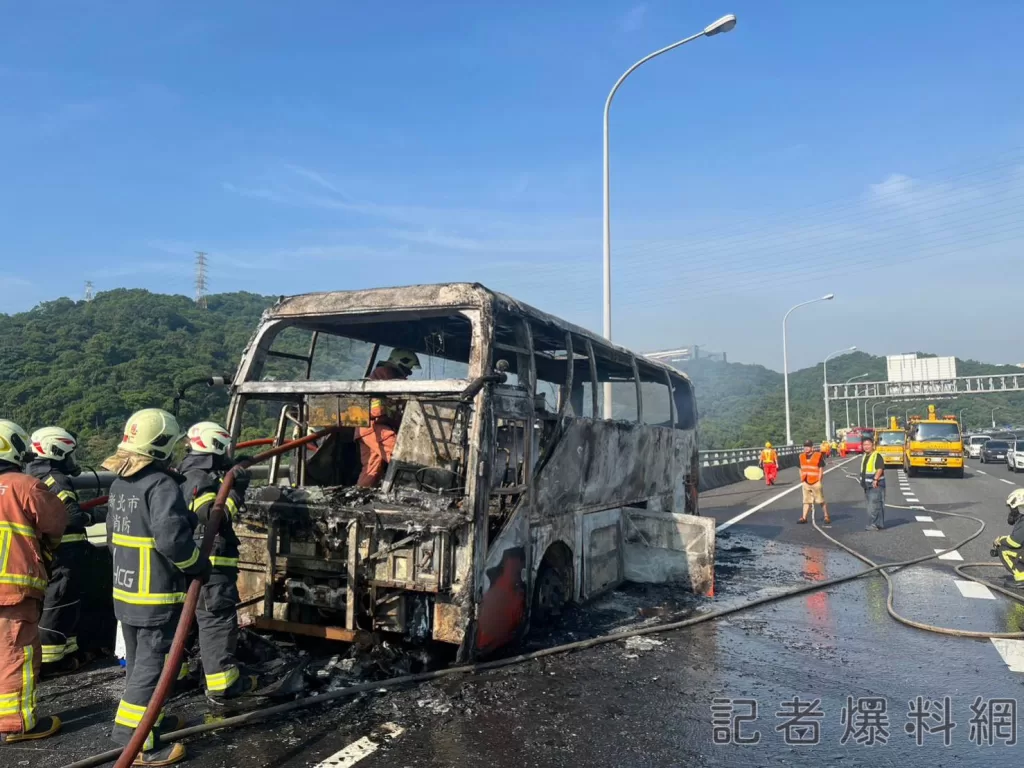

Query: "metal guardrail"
left=699, top=445, right=802, bottom=467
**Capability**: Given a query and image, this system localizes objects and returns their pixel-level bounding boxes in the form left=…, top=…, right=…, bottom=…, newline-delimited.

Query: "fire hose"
left=61, top=460, right=1024, bottom=768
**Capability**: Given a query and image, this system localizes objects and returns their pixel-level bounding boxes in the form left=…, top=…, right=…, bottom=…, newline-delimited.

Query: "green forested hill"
left=3, top=290, right=1023, bottom=461
left=0, top=290, right=274, bottom=463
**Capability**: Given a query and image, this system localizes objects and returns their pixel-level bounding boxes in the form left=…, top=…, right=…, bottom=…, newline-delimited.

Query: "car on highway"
left=1007, top=440, right=1024, bottom=472
left=980, top=439, right=1010, bottom=464
left=966, top=434, right=992, bottom=459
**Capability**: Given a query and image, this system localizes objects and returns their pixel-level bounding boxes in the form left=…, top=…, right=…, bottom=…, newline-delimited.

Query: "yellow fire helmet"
left=30, top=426, right=78, bottom=462
left=387, top=348, right=422, bottom=372
left=1007, top=489, right=1024, bottom=510
left=764, top=442, right=772, bottom=449
left=119, top=408, right=184, bottom=461
left=0, top=419, right=31, bottom=466
left=187, top=421, right=232, bottom=456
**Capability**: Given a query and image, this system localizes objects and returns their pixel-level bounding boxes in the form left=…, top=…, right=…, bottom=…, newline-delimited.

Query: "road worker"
left=355, top=348, right=421, bottom=487
left=859, top=435, right=886, bottom=531
left=821, top=439, right=831, bottom=459
left=0, top=419, right=67, bottom=744
left=103, top=408, right=211, bottom=766
left=177, top=422, right=258, bottom=702
left=993, top=489, right=1024, bottom=590
left=759, top=442, right=779, bottom=486
left=798, top=439, right=831, bottom=525
left=25, top=427, right=96, bottom=674
left=839, top=439, right=848, bottom=458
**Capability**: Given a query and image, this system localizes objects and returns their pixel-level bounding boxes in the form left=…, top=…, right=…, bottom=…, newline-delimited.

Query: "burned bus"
left=225, top=283, right=706, bottom=658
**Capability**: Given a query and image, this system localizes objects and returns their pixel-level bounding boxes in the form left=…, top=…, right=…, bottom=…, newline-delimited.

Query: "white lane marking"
left=1000, top=479, right=1017, bottom=486
left=922, top=529, right=945, bottom=537
left=905, top=497, right=920, bottom=503
left=315, top=723, right=405, bottom=768
left=990, top=639, right=1024, bottom=672
left=977, top=470, right=987, bottom=475
left=716, top=458, right=856, bottom=532
left=954, top=580, right=996, bottom=600
left=915, top=515, right=934, bottom=522
left=934, top=548, right=963, bottom=561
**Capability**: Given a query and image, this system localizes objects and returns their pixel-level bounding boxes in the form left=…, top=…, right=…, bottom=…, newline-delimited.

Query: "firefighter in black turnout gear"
left=994, top=489, right=1024, bottom=590
left=25, top=427, right=93, bottom=673
left=103, top=409, right=210, bottom=767
left=177, top=421, right=258, bottom=701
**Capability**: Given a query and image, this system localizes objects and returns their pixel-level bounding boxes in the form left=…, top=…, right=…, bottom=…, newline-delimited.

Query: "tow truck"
left=874, top=417, right=906, bottom=467
left=903, top=405, right=965, bottom=478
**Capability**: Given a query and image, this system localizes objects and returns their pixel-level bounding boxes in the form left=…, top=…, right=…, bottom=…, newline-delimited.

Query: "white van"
left=967, top=434, right=991, bottom=458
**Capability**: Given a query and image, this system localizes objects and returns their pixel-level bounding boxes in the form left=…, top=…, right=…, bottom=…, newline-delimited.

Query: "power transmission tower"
left=84, top=281, right=94, bottom=301
left=194, top=251, right=208, bottom=309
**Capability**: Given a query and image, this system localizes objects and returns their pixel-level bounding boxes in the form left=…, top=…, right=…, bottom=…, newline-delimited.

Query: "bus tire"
left=531, top=543, right=573, bottom=629
left=952, top=466, right=964, bottom=478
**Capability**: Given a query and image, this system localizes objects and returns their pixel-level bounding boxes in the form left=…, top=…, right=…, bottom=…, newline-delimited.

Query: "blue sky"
left=2, top=1, right=1024, bottom=369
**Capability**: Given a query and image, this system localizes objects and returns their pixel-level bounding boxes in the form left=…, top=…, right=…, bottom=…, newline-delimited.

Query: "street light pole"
left=992, top=406, right=1002, bottom=429
left=871, top=401, right=884, bottom=428
left=958, top=408, right=966, bottom=428
left=885, top=404, right=897, bottom=425
left=783, top=293, right=835, bottom=443
left=845, top=373, right=868, bottom=428
left=602, top=14, right=737, bottom=417
left=822, top=346, right=856, bottom=439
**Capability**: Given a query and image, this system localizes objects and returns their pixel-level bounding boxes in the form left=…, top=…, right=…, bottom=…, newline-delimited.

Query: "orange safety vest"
left=799, top=451, right=824, bottom=484
left=761, top=449, right=778, bottom=464
left=0, top=470, right=68, bottom=604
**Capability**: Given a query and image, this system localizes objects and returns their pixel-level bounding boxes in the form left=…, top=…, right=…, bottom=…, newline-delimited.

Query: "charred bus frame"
left=225, top=283, right=704, bottom=658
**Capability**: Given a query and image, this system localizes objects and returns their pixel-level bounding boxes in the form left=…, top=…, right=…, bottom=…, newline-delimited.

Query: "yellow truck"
left=875, top=417, right=906, bottom=467
left=904, top=405, right=965, bottom=478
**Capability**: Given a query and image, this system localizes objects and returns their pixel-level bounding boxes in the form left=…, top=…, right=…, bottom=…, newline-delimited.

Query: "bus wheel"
left=531, top=543, right=573, bottom=629
left=953, top=467, right=965, bottom=478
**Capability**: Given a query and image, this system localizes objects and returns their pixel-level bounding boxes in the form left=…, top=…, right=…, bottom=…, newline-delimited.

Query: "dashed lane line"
left=991, top=639, right=1024, bottom=672
left=977, top=470, right=987, bottom=475
left=1000, top=478, right=1017, bottom=485
left=715, top=458, right=856, bottom=532
left=954, top=580, right=996, bottom=600
left=922, top=529, right=945, bottom=538
left=915, top=516, right=934, bottom=522
left=314, top=723, right=405, bottom=768
left=934, top=548, right=964, bottom=561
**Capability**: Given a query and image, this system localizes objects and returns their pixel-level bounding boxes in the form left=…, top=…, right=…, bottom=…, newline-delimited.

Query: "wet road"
left=20, top=459, right=1024, bottom=767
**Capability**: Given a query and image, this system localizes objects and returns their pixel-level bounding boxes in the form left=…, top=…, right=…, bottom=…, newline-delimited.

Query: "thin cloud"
left=620, top=3, right=648, bottom=33
left=285, top=164, right=346, bottom=196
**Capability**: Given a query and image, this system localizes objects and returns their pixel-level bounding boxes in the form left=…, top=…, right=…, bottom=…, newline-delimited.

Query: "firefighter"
left=839, top=439, right=848, bottom=459
left=355, top=348, right=421, bottom=487
left=177, top=421, right=258, bottom=702
left=25, top=427, right=95, bottom=674
left=0, top=419, right=67, bottom=744
left=994, top=489, right=1024, bottom=590
left=759, top=442, right=779, bottom=486
left=821, top=439, right=831, bottom=459
left=102, top=408, right=211, bottom=766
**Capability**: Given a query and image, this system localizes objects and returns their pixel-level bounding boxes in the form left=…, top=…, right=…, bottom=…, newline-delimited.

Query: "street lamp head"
left=848, top=346, right=857, bottom=352
left=704, top=14, right=737, bottom=36
left=823, top=293, right=835, bottom=300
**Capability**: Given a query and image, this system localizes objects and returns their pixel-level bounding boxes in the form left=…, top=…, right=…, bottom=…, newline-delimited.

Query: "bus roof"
left=264, top=282, right=693, bottom=383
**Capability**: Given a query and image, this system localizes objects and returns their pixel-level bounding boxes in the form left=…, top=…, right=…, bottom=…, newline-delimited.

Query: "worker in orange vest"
left=821, top=439, right=831, bottom=459
left=355, top=349, right=421, bottom=487
left=798, top=439, right=831, bottom=525
left=759, top=442, right=779, bottom=486
left=839, top=439, right=848, bottom=458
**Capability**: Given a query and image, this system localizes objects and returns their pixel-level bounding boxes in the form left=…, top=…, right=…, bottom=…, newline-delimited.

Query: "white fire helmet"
left=0, top=420, right=30, bottom=467
left=187, top=421, right=232, bottom=456
left=30, top=426, right=78, bottom=462
left=1008, top=489, right=1024, bottom=510
left=119, top=408, right=184, bottom=461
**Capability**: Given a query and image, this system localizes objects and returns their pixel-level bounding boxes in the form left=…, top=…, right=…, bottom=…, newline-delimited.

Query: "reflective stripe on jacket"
left=0, top=468, right=67, bottom=604
left=799, top=451, right=825, bottom=484
left=25, top=460, right=92, bottom=545
left=106, top=466, right=204, bottom=627
left=761, top=449, right=778, bottom=464
left=860, top=451, right=886, bottom=489
left=177, top=455, right=243, bottom=575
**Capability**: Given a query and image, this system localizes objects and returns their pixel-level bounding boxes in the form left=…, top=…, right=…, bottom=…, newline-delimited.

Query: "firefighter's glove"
left=231, top=465, right=252, bottom=495
left=194, top=554, right=213, bottom=584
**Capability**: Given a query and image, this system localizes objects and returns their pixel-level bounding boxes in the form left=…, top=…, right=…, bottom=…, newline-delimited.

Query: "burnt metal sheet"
left=433, top=600, right=466, bottom=644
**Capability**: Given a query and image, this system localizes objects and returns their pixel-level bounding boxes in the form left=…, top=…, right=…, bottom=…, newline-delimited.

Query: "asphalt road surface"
left=18, top=458, right=1024, bottom=768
